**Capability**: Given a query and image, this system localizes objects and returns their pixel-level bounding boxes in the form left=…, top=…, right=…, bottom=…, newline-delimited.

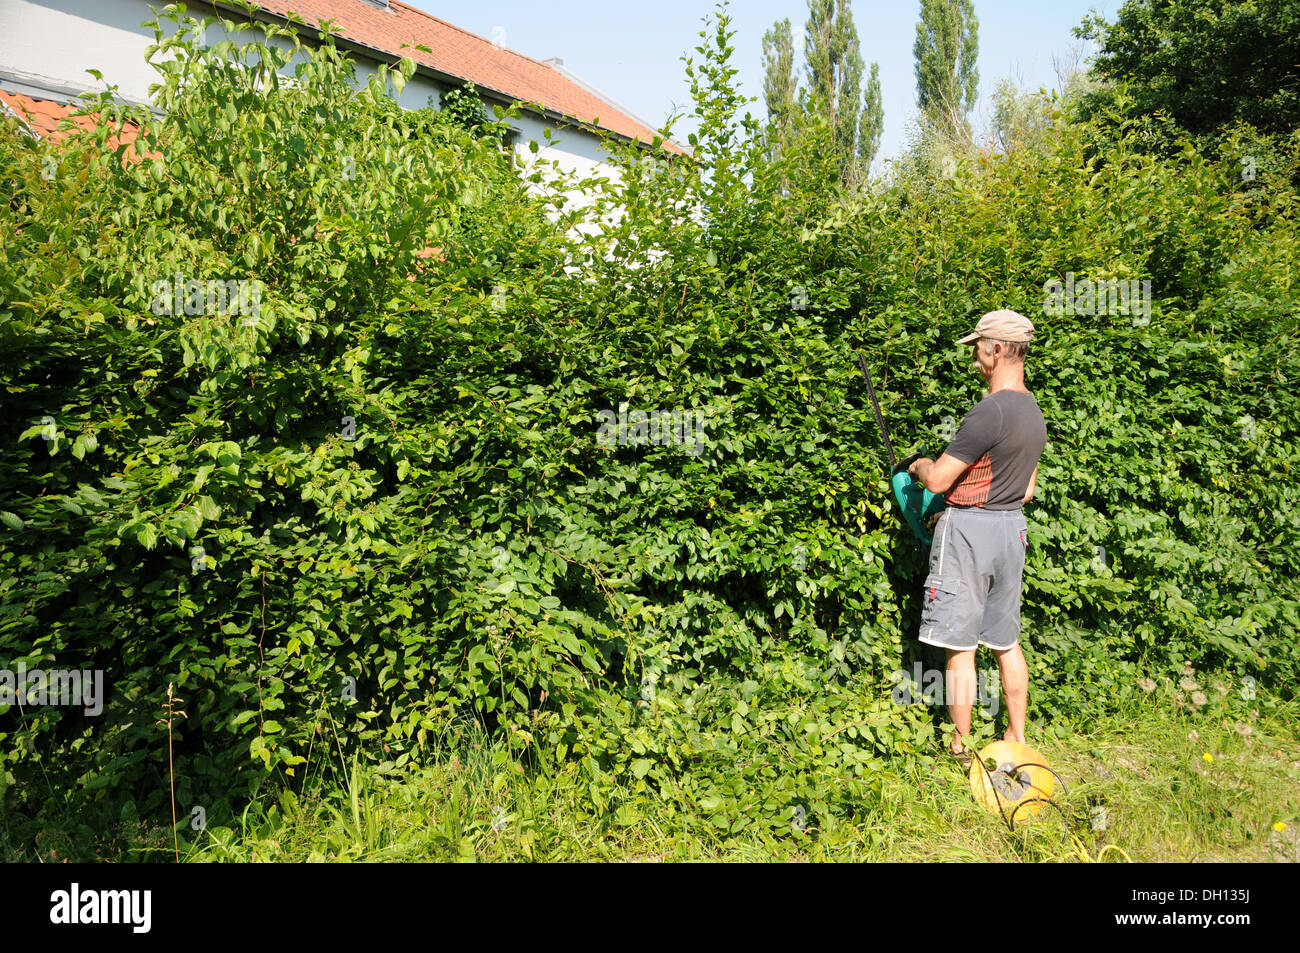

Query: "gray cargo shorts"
left=919, top=505, right=1029, bottom=652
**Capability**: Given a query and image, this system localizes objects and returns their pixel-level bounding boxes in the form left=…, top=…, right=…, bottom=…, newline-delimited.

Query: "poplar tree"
left=913, top=0, right=980, bottom=140
left=857, top=62, right=884, bottom=184
left=761, top=17, right=799, bottom=166
left=762, top=0, right=883, bottom=189
left=762, top=18, right=799, bottom=133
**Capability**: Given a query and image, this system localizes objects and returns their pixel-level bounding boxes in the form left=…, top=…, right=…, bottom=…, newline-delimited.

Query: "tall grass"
left=166, top=674, right=1294, bottom=863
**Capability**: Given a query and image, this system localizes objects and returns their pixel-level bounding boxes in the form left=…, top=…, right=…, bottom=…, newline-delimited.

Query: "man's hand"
left=908, top=453, right=969, bottom=495
left=925, top=510, right=943, bottom=533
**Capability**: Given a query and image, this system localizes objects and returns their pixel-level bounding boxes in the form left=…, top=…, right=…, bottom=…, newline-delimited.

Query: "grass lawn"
left=179, top=682, right=1298, bottom=863
left=8, top=671, right=1294, bottom=863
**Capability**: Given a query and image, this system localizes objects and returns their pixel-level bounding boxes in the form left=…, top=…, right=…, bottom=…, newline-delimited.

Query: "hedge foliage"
left=1, top=3, right=1296, bottom=838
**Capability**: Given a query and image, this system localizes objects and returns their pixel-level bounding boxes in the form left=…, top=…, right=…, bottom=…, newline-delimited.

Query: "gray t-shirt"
left=943, top=388, right=1047, bottom=510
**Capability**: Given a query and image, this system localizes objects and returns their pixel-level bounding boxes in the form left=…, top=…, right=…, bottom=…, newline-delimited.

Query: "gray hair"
left=980, top=337, right=1029, bottom=362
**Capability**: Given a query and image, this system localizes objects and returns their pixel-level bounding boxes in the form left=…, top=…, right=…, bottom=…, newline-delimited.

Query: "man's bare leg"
left=993, top=643, right=1028, bottom=743
left=945, top=648, right=977, bottom=754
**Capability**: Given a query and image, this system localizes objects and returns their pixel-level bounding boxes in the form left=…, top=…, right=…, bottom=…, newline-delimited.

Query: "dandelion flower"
left=1275, top=822, right=1288, bottom=832
left=1202, top=753, right=1214, bottom=763
left=1235, top=723, right=1253, bottom=737
left=1191, top=691, right=1208, bottom=707
left=1180, top=676, right=1200, bottom=692
left=1138, top=677, right=1155, bottom=692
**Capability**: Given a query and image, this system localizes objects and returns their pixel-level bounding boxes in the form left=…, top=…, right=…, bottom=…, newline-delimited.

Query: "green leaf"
left=137, top=524, right=158, bottom=550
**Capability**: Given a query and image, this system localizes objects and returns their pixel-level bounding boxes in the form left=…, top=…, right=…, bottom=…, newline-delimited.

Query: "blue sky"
left=401, top=0, right=1114, bottom=168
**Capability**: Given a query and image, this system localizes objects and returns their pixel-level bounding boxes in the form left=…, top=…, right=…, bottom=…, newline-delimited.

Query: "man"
left=906, top=309, right=1047, bottom=766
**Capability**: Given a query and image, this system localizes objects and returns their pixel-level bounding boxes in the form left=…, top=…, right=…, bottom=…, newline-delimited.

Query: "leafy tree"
left=913, top=0, right=980, bottom=141
left=1076, top=0, right=1300, bottom=148
left=0, top=2, right=564, bottom=825
left=990, top=78, right=1056, bottom=154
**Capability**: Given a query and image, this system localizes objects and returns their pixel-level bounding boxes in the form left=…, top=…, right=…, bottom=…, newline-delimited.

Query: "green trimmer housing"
left=892, top=451, right=948, bottom=546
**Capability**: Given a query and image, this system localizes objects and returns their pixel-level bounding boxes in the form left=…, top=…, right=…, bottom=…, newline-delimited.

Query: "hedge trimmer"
left=855, top=351, right=948, bottom=546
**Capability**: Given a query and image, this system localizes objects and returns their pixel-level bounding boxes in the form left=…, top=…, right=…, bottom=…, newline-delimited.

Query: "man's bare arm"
left=1022, top=464, right=1039, bottom=504
left=908, top=453, right=970, bottom=494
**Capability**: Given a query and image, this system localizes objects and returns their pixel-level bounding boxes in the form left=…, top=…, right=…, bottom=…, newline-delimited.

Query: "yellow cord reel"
left=968, top=740, right=1058, bottom=823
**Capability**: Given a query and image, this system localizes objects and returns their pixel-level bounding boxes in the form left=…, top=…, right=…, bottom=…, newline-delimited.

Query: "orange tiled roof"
left=251, top=0, right=683, bottom=154
left=1, top=89, right=96, bottom=142
left=0, top=89, right=150, bottom=156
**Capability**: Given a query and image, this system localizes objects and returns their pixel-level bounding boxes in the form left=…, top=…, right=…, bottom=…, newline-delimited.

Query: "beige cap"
left=956, top=309, right=1035, bottom=345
